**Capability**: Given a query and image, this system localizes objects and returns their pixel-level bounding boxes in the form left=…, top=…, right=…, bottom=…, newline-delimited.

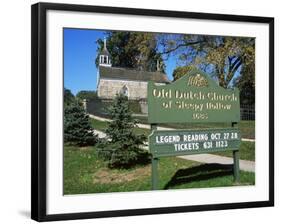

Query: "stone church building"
left=96, top=39, right=170, bottom=101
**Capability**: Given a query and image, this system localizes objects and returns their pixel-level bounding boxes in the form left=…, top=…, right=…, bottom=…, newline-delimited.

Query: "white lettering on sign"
left=150, top=130, right=240, bottom=156
left=203, top=141, right=213, bottom=149
left=174, top=143, right=199, bottom=151
left=183, top=133, right=208, bottom=141
left=211, top=133, right=221, bottom=140
left=154, top=132, right=239, bottom=145
left=155, top=135, right=180, bottom=144
left=215, top=140, right=228, bottom=148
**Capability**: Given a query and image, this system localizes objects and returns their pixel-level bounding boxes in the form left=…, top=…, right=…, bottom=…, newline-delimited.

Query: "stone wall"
left=97, top=79, right=148, bottom=100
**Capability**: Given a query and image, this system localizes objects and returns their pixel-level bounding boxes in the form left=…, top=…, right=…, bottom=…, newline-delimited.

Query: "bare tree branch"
left=160, top=40, right=205, bottom=55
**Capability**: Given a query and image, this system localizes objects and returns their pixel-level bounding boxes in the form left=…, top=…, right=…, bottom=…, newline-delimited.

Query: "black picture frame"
left=31, top=2, right=274, bottom=222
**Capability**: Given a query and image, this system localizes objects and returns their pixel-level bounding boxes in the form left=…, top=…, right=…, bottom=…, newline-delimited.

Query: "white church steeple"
left=99, top=38, right=112, bottom=67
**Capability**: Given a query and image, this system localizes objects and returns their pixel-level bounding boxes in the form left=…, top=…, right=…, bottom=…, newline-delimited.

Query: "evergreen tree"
left=64, top=102, right=97, bottom=146
left=64, top=88, right=75, bottom=106
left=76, top=90, right=98, bottom=101
left=97, top=94, right=147, bottom=168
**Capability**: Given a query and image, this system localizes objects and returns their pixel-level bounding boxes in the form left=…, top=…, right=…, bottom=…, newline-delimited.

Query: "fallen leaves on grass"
left=93, top=165, right=150, bottom=184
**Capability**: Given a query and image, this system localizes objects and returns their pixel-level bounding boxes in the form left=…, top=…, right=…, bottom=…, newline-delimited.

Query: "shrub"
left=64, top=88, right=75, bottom=106
left=76, top=90, right=98, bottom=101
left=97, top=94, right=147, bottom=168
left=64, top=102, right=98, bottom=146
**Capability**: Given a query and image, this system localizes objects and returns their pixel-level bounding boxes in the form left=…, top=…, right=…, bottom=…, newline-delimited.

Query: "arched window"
left=121, top=85, right=129, bottom=97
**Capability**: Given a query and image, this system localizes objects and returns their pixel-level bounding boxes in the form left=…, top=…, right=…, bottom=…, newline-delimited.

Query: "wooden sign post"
left=147, top=69, right=241, bottom=190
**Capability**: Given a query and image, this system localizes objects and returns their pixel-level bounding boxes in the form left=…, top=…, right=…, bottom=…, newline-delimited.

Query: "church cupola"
left=99, top=38, right=112, bottom=67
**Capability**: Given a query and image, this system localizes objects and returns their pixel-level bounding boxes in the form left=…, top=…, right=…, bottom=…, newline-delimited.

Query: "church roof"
left=100, top=48, right=111, bottom=57
left=100, top=38, right=111, bottom=57
left=99, top=66, right=170, bottom=83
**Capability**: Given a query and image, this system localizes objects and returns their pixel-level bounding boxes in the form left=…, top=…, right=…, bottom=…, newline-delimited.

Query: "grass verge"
left=90, top=117, right=150, bottom=136
left=134, top=116, right=255, bottom=139
left=212, top=141, right=255, bottom=161
left=64, top=145, right=255, bottom=195
left=90, top=118, right=255, bottom=161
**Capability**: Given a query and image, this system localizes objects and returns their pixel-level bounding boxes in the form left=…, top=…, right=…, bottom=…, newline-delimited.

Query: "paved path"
left=179, top=154, right=255, bottom=172
left=89, top=114, right=255, bottom=142
left=92, top=123, right=255, bottom=173
left=93, top=129, right=107, bottom=138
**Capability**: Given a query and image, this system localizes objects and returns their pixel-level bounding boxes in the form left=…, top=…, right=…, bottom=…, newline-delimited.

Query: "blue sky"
left=63, top=28, right=178, bottom=95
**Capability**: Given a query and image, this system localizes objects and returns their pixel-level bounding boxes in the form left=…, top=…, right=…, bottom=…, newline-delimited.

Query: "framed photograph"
left=31, top=2, right=274, bottom=222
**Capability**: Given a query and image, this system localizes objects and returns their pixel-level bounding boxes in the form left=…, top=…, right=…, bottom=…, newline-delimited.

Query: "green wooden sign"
left=148, top=69, right=240, bottom=123
left=149, top=128, right=241, bottom=158
left=147, top=70, right=241, bottom=190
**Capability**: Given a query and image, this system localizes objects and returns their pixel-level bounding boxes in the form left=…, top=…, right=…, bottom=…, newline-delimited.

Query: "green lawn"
left=90, top=118, right=108, bottom=132
left=164, top=121, right=255, bottom=139
left=213, top=141, right=255, bottom=161
left=64, top=145, right=255, bottom=195
left=91, top=115, right=255, bottom=139
left=90, top=117, right=255, bottom=161
left=90, top=117, right=150, bottom=136
left=134, top=116, right=255, bottom=139
left=91, top=118, right=255, bottom=140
